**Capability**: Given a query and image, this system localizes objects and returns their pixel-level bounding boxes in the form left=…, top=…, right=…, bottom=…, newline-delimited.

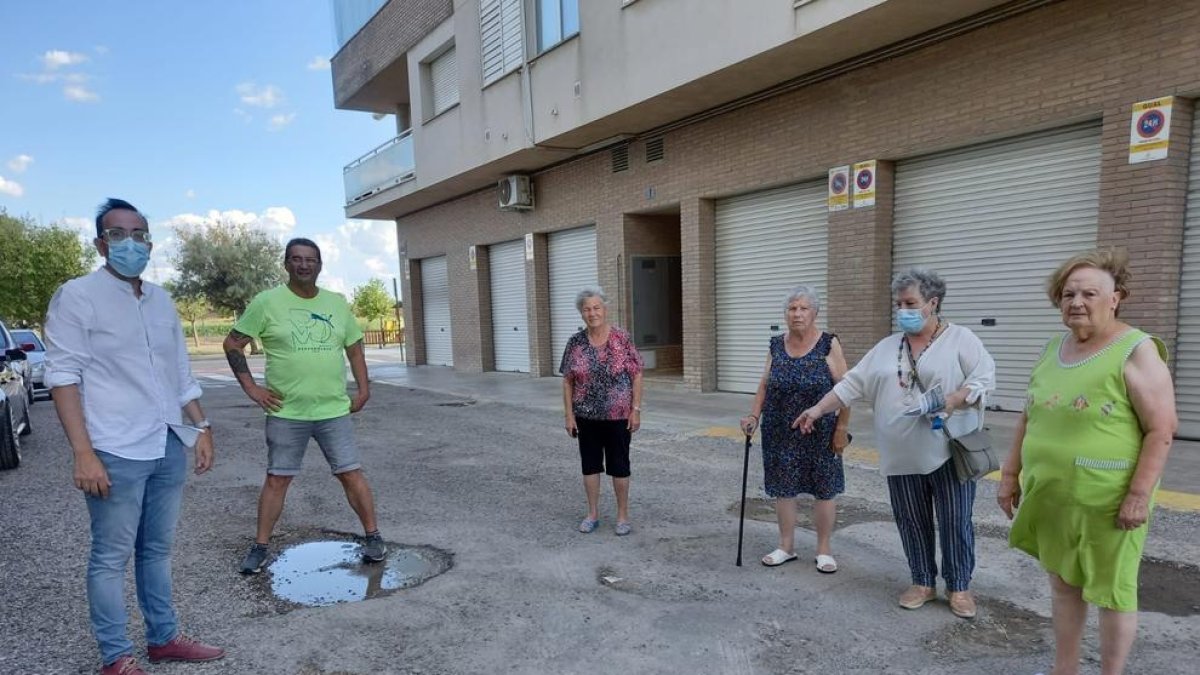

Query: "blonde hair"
left=1046, top=248, right=1131, bottom=315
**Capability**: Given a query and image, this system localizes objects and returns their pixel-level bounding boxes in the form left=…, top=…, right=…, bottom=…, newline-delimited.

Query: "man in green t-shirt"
left=223, top=238, right=385, bottom=574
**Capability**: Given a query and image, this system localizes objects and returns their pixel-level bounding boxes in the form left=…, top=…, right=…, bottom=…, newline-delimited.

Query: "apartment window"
left=536, top=0, right=579, bottom=53
left=480, top=0, right=524, bottom=85
left=427, top=45, right=459, bottom=118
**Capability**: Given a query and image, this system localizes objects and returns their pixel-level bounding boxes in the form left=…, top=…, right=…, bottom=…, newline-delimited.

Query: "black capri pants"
left=576, top=418, right=631, bottom=478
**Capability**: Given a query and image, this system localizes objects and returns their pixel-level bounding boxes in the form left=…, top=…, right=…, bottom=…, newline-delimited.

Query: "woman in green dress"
left=997, top=248, right=1176, bottom=675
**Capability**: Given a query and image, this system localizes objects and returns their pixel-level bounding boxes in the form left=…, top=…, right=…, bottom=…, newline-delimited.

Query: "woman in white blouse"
left=795, top=267, right=995, bottom=619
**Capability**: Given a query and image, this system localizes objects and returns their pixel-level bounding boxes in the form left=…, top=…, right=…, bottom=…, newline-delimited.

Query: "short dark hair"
left=285, top=237, right=322, bottom=262
left=95, top=198, right=147, bottom=238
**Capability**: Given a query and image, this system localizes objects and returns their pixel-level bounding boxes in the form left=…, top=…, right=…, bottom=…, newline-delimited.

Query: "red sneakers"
left=100, top=656, right=147, bottom=675
left=147, top=634, right=226, bottom=663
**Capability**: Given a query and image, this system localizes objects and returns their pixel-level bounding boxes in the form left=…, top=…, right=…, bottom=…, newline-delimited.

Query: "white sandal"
left=815, top=554, right=838, bottom=574
left=761, top=549, right=797, bottom=567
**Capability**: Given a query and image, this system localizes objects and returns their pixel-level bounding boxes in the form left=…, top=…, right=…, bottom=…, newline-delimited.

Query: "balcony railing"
left=343, top=131, right=415, bottom=206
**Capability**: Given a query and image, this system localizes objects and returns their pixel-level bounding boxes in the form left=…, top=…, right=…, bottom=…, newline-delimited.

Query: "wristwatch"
left=194, top=419, right=212, bottom=431
left=633, top=406, right=643, bottom=412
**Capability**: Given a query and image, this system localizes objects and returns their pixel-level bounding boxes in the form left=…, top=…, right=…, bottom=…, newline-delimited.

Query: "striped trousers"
left=886, top=459, right=977, bottom=592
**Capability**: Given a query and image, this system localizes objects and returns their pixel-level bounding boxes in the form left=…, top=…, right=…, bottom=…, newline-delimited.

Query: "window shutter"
left=430, top=47, right=459, bottom=115
left=482, top=0, right=523, bottom=85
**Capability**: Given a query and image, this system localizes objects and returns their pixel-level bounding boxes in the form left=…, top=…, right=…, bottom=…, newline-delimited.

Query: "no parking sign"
left=827, top=166, right=850, bottom=212
left=852, top=160, right=876, bottom=208
left=1129, top=96, right=1173, bottom=164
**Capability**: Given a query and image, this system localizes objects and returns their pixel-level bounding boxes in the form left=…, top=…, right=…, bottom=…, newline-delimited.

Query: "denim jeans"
left=85, top=432, right=186, bottom=665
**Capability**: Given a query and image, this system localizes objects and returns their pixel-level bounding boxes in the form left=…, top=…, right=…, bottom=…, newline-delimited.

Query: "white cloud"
left=364, top=257, right=391, bottom=276
left=268, top=113, right=296, bottom=131
left=232, top=108, right=252, bottom=124
left=6, top=155, right=33, bottom=173
left=185, top=189, right=196, bottom=199
left=161, top=207, right=296, bottom=240
left=337, top=219, right=398, bottom=258
left=260, top=206, right=297, bottom=235
left=314, top=234, right=342, bottom=263
left=95, top=45, right=109, bottom=55
left=307, top=56, right=330, bottom=71
left=64, top=84, right=100, bottom=102
left=0, top=176, right=24, bottom=197
left=235, top=82, right=284, bottom=108
left=60, top=216, right=95, bottom=245
left=42, top=50, right=88, bottom=70
left=18, top=72, right=60, bottom=84
left=322, top=275, right=349, bottom=295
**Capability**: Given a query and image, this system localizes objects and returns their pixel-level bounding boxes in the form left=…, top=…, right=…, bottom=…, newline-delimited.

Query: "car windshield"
left=11, top=330, right=44, bottom=351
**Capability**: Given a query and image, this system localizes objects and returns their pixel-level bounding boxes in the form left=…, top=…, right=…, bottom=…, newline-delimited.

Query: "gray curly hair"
left=574, top=285, right=609, bottom=312
left=891, top=266, right=947, bottom=309
left=783, top=285, right=821, bottom=313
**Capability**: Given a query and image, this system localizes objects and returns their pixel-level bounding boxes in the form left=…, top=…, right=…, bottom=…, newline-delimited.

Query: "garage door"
left=715, top=180, right=828, bottom=393
left=420, top=256, right=453, bottom=366
left=1175, top=114, right=1200, bottom=438
left=489, top=239, right=530, bottom=372
left=893, top=122, right=1101, bottom=410
left=548, top=226, right=598, bottom=368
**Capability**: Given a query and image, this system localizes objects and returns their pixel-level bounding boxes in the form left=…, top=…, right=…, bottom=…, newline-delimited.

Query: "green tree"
left=0, top=209, right=97, bottom=326
left=352, top=278, right=394, bottom=333
left=172, top=219, right=285, bottom=318
left=165, top=284, right=211, bottom=349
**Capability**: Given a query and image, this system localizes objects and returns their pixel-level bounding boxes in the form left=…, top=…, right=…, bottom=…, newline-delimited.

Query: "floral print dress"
left=559, top=326, right=643, bottom=420
left=761, top=332, right=844, bottom=500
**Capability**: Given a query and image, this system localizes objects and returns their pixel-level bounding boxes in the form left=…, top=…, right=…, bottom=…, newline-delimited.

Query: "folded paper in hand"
left=903, top=384, right=945, bottom=417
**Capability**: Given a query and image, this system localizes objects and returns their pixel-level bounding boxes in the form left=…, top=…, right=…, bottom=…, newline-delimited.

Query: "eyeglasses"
left=103, top=228, right=152, bottom=243
left=287, top=256, right=321, bottom=266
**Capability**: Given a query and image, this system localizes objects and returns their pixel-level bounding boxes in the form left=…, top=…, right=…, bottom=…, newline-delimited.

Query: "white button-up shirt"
left=44, top=268, right=203, bottom=460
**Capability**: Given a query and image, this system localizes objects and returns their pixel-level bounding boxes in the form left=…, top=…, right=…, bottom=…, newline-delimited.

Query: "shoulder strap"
left=819, top=332, right=836, bottom=357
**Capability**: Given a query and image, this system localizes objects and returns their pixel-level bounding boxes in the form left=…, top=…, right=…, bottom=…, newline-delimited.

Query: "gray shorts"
left=265, top=415, right=362, bottom=476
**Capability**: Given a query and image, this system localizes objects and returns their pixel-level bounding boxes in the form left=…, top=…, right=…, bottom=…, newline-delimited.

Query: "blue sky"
left=0, top=1, right=401, bottom=299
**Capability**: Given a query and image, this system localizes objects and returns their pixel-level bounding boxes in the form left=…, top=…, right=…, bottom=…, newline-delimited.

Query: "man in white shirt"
left=45, top=198, right=225, bottom=675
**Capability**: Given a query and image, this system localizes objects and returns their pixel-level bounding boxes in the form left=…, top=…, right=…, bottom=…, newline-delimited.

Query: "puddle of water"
left=268, top=540, right=451, bottom=607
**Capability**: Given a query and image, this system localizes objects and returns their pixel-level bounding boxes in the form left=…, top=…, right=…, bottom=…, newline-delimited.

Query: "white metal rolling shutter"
left=481, top=0, right=523, bottom=86
left=421, top=256, right=453, bottom=366
left=549, top=226, right=598, bottom=369
left=1174, top=114, right=1200, bottom=437
left=715, top=181, right=828, bottom=393
left=430, top=47, right=459, bottom=115
left=489, top=239, right=530, bottom=372
left=893, top=122, right=1101, bottom=410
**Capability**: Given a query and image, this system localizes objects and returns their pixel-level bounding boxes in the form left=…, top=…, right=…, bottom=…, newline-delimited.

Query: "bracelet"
left=633, top=405, right=643, bottom=412
left=747, top=413, right=759, bottom=420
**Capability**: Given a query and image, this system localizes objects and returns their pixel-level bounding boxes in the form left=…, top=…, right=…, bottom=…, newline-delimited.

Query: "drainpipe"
left=518, top=0, right=536, bottom=146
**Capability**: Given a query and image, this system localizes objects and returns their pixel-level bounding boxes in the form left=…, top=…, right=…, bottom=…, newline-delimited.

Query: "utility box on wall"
left=630, top=255, right=682, bottom=350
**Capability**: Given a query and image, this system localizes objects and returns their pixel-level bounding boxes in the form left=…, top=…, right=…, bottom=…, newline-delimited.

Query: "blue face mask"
left=897, top=305, right=929, bottom=334
left=107, top=238, right=151, bottom=278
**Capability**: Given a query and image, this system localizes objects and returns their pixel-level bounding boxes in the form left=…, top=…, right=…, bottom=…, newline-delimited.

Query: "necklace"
left=896, top=319, right=944, bottom=396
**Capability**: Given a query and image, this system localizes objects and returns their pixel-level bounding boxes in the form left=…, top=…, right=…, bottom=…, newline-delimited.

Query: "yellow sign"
left=1129, top=96, right=1173, bottom=164
left=827, top=166, right=850, bottom=212
left=852, top=160, right=876, bottom=208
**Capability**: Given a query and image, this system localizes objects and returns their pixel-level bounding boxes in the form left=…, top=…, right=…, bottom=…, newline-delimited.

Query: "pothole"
left=926, top=597, right=1050, bottom=659
left=267, top=539, right=452, bottom=608
left=727, top=496, right=893, bottom=528
left=1140, top=557, right=1200, bottom=617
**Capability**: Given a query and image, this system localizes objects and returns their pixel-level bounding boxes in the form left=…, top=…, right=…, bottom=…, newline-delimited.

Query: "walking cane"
left=736, top=433, right=752, bottom=567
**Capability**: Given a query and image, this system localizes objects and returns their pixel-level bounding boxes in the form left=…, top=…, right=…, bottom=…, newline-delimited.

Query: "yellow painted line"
left=699, top=426, right=1200, bottom=512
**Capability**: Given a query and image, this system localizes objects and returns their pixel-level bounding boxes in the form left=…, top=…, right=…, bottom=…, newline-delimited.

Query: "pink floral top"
left=559, top=326, right=643, bottom=420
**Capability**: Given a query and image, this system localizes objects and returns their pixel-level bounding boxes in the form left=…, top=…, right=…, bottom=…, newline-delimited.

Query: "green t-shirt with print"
left=233, top=285, right=364, bottom=421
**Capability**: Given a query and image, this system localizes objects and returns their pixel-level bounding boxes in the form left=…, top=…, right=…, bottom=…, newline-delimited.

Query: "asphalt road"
left=2, top=367, right=1198, bottom=674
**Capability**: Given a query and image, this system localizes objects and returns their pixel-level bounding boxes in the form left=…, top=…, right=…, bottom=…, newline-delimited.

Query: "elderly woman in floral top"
left=561, top=286, right=644, bottom=536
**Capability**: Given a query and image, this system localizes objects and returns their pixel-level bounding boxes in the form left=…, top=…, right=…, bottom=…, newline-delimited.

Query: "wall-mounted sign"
left=1129, top=96, right=1173, bottom=164
left=852, top=160, right=876, bottom=208
left=403, top=259, right=410, bottom=280
left=468, top=245, right=477, bottom=270
left=524, top=233, right=534, bottom=261
left=827, top=166, right=850, bottom=212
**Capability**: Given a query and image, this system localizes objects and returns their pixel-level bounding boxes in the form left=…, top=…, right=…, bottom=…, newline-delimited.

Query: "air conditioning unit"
left=498, top=175, right=534, bottom=211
